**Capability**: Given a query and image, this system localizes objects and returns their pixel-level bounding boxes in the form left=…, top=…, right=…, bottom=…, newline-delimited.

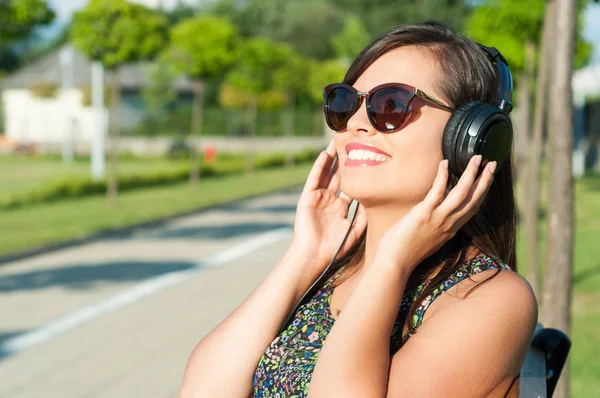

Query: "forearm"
left=179, top=248, right=315, bottom=398
left=308, top=258, right=410, bottom=398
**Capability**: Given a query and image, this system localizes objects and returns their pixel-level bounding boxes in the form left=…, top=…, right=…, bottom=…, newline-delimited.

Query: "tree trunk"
left=246, top=96, right=257, bottom=175
left=514, top=50, right=532, bottom=185
left=190, top=79, right=205, bottom=186
left=542, top=0, right=575, bottom=397
left=107, top=68, right=120, bottom=208
left=284, top=93, right=296, bottom=168
left=526, top=0, right=555, bottom=300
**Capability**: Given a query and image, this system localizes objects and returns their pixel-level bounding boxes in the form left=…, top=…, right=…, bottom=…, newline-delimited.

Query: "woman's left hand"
left=373, top=154, right=497, bottom=273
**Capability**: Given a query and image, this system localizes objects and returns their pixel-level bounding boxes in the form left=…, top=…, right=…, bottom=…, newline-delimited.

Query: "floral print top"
left=253, top=253, right=511, bottom=398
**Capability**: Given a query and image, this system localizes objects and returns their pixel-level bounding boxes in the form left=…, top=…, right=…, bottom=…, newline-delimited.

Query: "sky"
left=46, top=0, right=600, bottom=66
left=584, top=3, right=600, bottom=65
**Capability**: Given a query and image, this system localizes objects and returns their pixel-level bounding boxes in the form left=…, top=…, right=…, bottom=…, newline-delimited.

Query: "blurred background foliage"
left=1, top=0, right=596, bottom=140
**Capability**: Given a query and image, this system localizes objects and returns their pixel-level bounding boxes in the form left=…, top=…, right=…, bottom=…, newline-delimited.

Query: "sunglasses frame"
left=323, top=82, right=455, bottom=132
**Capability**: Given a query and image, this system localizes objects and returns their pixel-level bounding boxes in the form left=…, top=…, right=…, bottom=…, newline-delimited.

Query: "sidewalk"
left=0, top=187, right=303, bottom=397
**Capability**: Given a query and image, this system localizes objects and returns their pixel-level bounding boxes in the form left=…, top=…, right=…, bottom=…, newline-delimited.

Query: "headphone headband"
left=477, top=43, right=514, bottom=115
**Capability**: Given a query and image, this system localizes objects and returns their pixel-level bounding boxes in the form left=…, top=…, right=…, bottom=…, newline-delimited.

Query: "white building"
left=1, top=44, right=194, bottom=152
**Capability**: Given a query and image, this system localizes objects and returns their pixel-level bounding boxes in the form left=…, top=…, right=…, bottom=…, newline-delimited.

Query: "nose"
left=346, top=94, right=376, bottom=135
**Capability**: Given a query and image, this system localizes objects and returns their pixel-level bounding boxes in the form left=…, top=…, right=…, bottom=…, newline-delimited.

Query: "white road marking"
left=0, top=226, right=293, bottom=357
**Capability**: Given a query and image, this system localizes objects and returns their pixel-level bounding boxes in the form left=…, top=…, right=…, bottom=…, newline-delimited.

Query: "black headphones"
left=442, top=44, right=514, bottom=176
left=277, top=43, right=514, bottom=336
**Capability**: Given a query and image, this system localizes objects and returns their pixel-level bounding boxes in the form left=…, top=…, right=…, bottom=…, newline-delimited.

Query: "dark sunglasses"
left=323, top=82, right=454, bottom=132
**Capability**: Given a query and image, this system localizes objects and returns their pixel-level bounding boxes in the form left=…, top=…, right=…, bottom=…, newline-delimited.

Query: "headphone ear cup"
left=442, top=101, right=480, bottom=175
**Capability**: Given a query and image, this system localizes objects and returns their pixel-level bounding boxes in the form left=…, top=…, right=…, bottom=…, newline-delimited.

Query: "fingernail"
left=474, top=155, right=482, bottom=166
left=443, top=159, right=448, bottom=169
left=489, top=161, right=497, bottom=175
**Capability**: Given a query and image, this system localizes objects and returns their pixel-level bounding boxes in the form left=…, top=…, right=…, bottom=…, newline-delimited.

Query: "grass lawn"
left=515, top=170, right=600, bottom=398
left=0, top=163, right=312, bottom=257
left=0, top=153, right=252, bottom=199
left=0, top=154, right=190, bottom=196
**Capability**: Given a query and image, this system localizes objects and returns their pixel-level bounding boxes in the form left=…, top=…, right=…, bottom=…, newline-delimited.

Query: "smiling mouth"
left=346, top=149, right=391, bottom=162
left=344, top=151, right=390, bottom=167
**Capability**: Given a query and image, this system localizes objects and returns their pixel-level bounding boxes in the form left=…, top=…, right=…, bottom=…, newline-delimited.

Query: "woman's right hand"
left=286, top=138, right=368, bottom=282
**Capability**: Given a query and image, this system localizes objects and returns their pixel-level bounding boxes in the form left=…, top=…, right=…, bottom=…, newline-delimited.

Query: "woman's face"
left=334, top=45, right=453, bottom=208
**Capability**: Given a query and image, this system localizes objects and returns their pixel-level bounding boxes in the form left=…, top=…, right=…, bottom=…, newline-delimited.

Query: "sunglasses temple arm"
left=415, top=89, right=453, bottom=111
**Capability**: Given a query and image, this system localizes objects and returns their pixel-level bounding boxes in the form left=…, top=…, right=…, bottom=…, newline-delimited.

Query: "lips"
left=345, top=142, right=392, bottom=157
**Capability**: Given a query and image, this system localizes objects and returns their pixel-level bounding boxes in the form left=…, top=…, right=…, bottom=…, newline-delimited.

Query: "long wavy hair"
left=327, top=20, right=518, bottom=346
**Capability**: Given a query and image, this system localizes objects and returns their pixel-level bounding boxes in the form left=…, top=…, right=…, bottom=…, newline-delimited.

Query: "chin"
left=340, top=186, right=398, bottom=207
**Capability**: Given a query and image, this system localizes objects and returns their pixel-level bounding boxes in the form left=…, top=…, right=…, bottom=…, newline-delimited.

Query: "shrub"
left=28, top=82, right=59, bottom=98
left=0, top=149, right=319, bottom=209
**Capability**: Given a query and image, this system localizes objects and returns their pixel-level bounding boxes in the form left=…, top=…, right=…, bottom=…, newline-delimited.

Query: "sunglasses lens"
left=326, top=86, right=358, bottom=130
left=369, top=87, right=411, bottom=131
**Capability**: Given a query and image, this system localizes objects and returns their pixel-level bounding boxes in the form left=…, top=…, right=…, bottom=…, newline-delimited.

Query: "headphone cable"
left=277, top=198, right=359, bottom=335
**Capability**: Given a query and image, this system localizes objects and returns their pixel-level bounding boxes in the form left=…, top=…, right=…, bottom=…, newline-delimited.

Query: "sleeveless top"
left=253, top=253, right=511, bottom=398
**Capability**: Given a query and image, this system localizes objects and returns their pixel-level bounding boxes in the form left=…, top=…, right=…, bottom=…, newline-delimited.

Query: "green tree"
left=220, top=37, right=296, bottom=173
left=206, top=0, right=472, bottom=61
left=0, top=0, right=55, bottom=46
left=208, top=0, right=345, bottom=60
left=0, top=0, right=55, bottom=73
left=164, top=15, right=238, bottom=185
left=328, top=0, right=469, bottom=36
left=71, top=0, right=169, bottom=207
left=141, top=59, right=177, bottom=136
left=0, top=47, right=21, bottom=73
left=307, top=59, right=346, bottom=139
left=307, top=59, right=346, bottom=105
left=161, top=0, right=198, bottom=25
left=330, top=15, right=370, bottom=67
left=272, top=50, right=311, bottom=167
left=466, top=0, right=591, bottom=74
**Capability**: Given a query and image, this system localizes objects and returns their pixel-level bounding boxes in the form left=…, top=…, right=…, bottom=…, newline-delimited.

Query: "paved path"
left=0, top=187, right=304, bottom=398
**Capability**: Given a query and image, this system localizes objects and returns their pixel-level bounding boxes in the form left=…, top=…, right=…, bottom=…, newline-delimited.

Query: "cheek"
left=333, top=136, right=345, bottom=159
left=388, top=126, right=445, bottom=197
left=397, top=158, right=441, bottom=200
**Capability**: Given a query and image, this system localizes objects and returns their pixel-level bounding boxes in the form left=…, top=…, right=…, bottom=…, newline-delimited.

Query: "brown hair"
left=328, top=20, right=518, bottom=346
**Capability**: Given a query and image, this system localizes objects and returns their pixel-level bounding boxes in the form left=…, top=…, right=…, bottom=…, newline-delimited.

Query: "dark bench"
left=505, top=323, right=571, bottom=398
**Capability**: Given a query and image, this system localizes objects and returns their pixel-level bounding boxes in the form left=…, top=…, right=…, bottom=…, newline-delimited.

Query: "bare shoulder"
left=385, top=266, right=539, bottom=397
left=464, top=267, right=539, bottom=334
left=457, top=265, right=537, bottom=303
left=425, top=260, right=539, bottom=324
left=422, top=264, right=540, bottom=373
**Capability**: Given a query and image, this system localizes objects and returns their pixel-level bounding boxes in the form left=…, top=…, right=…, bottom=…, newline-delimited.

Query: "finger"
left=449, top=160, right=496, bottom=221
left=423, top=159, right=449, bottom=210
left=327, top=159, right=341, bottom=194
left=439, top=154, right=482, bottom=215
left=302, top=139, right=336, bottom=194
left=338, top=190, right=354, bottom=206
left=324, top=136, right=337, bottom=158
left=316, top=139, right=339, bottom=190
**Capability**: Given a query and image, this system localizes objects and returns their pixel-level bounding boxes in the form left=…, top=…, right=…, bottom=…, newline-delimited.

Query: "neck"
left=354, top=203, right=471, bottom=281
left=360, top=203, right=414, bottom=273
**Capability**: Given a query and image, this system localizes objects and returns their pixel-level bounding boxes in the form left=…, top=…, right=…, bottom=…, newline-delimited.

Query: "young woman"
left=179, top=21, right=538, bottom=398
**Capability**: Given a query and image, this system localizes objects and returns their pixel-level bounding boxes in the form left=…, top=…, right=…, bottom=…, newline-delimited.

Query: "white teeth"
left=348, top=149, right=390, bottom=161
